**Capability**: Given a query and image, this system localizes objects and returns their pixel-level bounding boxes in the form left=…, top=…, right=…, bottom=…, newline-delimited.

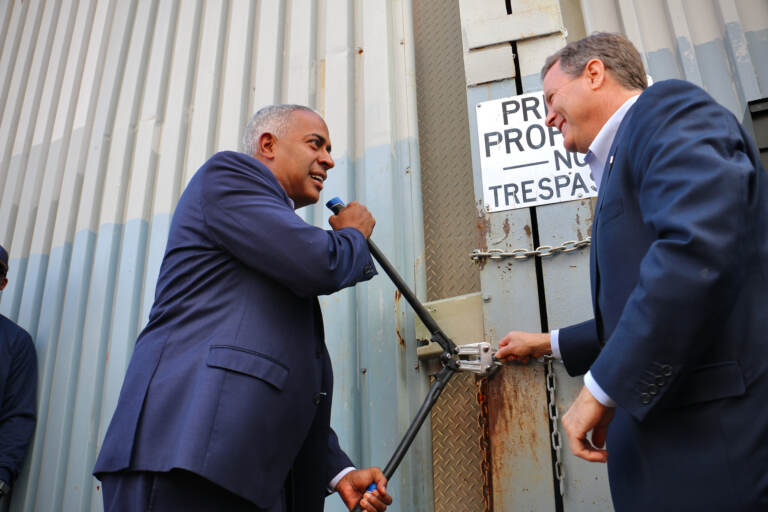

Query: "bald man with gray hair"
left=95, top=105, right=392, bottom=512
left=242, top=104, right=317, bottom=156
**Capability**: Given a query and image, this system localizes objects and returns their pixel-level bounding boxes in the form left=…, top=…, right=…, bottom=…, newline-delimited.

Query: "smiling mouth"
left=310, top=173, right=325, bottom=185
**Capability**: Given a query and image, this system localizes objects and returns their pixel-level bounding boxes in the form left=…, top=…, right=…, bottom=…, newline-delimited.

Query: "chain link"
left=476, top=377, right=493, bottom=512
left=470, top=236, right=591, bottom=264
left=544, top=356, right=566, bottom=496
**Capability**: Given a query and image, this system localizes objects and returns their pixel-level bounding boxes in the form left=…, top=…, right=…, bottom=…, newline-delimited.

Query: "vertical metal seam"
left=0, top=0, right=30, bottom=136
left=211, top=0, right=231, bottom=154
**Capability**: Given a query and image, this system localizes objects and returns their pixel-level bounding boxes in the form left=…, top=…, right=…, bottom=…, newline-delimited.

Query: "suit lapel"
left=590, top=111, right=633, bottom=339
left=591, top=147, right=617, bottom=329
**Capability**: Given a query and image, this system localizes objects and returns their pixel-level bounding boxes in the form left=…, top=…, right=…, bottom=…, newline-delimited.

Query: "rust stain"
left=477, top=209, right=490, bottom=248
left=476, top=208, right=491, bottom=270
left=394, top=290, right=404, bottom=348
left=523, top=224, right=532, bottom=239
left=396, top=328, right=406, bottom=347
left=356, top=47, right=364, bottom=55
left=576, top=211, right=583, bottom=240
left=488, top=365, right=549, bottom=481
left=586, top=197, right=597, bottom=237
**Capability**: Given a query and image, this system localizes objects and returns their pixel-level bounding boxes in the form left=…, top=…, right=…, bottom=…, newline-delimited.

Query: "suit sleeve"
left=325, top=427, right=354, bottom=488
left=200, top=154, right=376, bottom=298
left=558, top=318, right=600, bottom=376
left=589, top=83, right=757, bottom=421
left=0, top=330, right=37, bottom=484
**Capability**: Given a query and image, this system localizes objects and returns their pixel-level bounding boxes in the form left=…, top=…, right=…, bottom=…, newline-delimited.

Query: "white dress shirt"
left=550, top=94, right=640, bottom=407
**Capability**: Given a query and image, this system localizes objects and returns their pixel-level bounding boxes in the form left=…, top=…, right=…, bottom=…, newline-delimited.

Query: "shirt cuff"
left=550, top=329, right=561, bottom=360
left=329, top=467, right=356, bottom=492
left=584, top=371, right=617, bottom=407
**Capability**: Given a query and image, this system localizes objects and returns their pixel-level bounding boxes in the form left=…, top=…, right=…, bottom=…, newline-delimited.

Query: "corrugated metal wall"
left=0, top=1, right=433, bottom=511
left=4, top=0, right=767, bottom=510
left=577, top=0, right=768, bottom=121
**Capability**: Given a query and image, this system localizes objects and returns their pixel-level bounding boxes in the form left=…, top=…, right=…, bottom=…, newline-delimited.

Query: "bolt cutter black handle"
left=327, top=197, right=462, bottom=512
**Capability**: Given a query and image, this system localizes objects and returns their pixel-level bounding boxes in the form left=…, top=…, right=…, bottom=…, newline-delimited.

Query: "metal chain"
left=544, top=356, right=566, bottom=496
left=470, top=236, right=591, bottom=264
left=476, top=377, right=493, bottom=512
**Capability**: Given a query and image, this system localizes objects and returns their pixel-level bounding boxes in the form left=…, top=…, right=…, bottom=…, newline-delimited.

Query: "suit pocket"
left=207, top=345, right=289, bottom=391
left=662, top=361, right=745, bottom=409
left=598, top=198, right=624, bottom=224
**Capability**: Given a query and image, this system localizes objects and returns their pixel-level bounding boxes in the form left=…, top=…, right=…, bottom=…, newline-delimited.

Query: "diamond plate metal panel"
left=431, top=372, right=486, bottom=512
left=413, top=0, right=480, bottom=301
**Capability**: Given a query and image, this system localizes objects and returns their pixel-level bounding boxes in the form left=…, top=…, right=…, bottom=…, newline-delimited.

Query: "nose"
left=319, top=148, right=334, bottom=169
left=545, top=108, right=557, bottom=128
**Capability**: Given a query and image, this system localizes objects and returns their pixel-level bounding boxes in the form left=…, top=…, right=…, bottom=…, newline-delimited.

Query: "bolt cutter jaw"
left=455, top=342, right=504, bottom=377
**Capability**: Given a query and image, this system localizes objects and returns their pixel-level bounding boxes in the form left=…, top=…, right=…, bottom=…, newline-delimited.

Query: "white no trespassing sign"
left=476, top=91, right=597, bottom=212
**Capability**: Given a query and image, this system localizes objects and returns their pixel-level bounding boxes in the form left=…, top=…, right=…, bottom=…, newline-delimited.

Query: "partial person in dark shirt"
left=0, top=244, right=38, bottom=502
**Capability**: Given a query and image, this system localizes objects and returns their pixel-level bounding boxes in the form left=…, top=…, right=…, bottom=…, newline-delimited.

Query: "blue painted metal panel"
left=63, top=223, right=121, bottom=512
left=745, top=29, right=768, bottom=93
left=36, top=229, right=96, bottom=512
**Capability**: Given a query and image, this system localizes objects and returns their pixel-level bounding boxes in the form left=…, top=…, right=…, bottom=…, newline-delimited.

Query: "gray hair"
left=541, top=32, right=647, bottom=91
left=242, top=104, right=318, bottom=155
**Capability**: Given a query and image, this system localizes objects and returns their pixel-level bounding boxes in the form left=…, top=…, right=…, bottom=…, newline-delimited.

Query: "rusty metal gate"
left=414, top=0, right=613, bottom=509
left=416, top=0, right=766, bottom=510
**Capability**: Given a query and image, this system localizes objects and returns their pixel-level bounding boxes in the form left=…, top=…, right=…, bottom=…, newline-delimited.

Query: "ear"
left=584, top=58, right=606, bottom=90
left=258, top=132, right=278, bottom=160
left=0, top=277, right=7, bottom=291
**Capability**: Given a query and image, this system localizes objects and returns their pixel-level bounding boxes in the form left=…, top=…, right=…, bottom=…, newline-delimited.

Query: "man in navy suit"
left=496, top=33, right=768, bottom=510
left=94, top=105, right=392, bottom=512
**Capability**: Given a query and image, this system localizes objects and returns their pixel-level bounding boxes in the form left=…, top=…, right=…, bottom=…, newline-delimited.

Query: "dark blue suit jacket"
left=0, top=315, right=37, bottom=486
left=94, top=151, right=377, bottom=510
left=559, top=80, right=768, bottom=510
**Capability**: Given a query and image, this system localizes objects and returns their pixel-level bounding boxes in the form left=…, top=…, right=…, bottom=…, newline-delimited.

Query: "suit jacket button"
left=640, top=393, right=650, bottom=405
left=313, top=392, right=327, bottom=405
left=655, top=376, right=666, bottom=387
left=661, top=365, right=673, bottom=377
left=647, top=384, right=658, bottom=396
left=363, top=264, right=374, bottom=276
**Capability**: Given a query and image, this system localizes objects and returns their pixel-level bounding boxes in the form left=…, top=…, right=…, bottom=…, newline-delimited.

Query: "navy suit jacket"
left=559, top=80, right=768, bottom=510
left=0, top=315, right=37, bottom=486
left=94, top=151, right=377, bottom=510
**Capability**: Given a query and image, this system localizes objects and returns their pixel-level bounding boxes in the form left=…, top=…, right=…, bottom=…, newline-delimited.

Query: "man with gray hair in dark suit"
left=497, top=33, right=768, bottom=510
left=94, top=105, right=392, bottom=512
